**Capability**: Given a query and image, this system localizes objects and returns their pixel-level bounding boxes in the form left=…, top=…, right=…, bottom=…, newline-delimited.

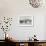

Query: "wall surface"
left=8, top=15, right=45, bottom=40
left=0, top=0, right=46, bottom=17
left=0, top=16, right=45, bottom=40
left=44, top=16, right=46, bottom=40
left=0, top=0, right=46, bottom=40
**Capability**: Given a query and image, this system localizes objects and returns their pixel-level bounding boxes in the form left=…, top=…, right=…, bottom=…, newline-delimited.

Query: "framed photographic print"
left=18, top=16, right=34, bottom=27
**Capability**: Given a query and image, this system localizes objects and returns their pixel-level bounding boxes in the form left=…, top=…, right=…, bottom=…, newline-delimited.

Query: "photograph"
left=18, top=16, right=34, bottom=27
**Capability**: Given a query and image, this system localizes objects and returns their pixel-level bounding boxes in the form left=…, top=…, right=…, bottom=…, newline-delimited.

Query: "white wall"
left=0, top=16, right=45, bottom=40
left=0, top=0, right=46, bottom=17
left=44, top=16, right=46, bottom=40
left=0, top=0, right=46, bottom=40
left=9, top=15, right=45, bottom=40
